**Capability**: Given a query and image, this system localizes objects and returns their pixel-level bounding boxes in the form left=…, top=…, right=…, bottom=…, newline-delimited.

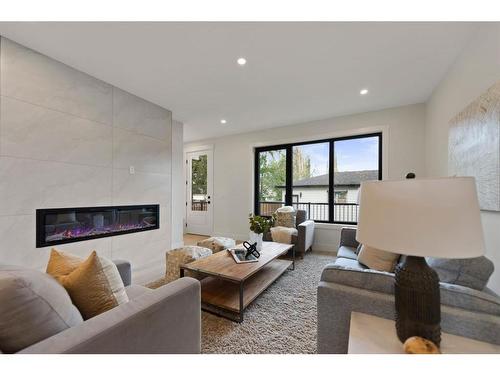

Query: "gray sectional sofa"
left=317, top=227, right=500, bottom=353
left=0, top=261, right=201, bottom=354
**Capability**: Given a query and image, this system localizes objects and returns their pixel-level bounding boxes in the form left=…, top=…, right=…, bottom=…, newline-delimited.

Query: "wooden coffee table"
left=180, top=241, right=294, bottom=322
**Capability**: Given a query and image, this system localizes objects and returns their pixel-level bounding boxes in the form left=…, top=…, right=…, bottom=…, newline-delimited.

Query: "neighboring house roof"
left=276, top=170, right=378, bottom=188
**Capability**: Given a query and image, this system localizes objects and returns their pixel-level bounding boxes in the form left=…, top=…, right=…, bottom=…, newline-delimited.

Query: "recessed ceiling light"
left=237, top=57, right=247, bottom=66
left=220, top=119, right=227, bottom=124
left=360, top=89, right=369, bottom=95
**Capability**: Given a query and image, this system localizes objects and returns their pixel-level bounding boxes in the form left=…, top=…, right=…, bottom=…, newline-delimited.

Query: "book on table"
left=228, top=248, right=259, bottom=263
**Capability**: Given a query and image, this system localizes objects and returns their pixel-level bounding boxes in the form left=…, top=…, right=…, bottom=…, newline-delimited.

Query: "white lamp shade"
left=356, top=177, right=485, bottom=258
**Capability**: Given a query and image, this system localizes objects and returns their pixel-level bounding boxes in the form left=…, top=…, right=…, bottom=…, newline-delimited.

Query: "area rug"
left=147, top=251, right=334, bottom=354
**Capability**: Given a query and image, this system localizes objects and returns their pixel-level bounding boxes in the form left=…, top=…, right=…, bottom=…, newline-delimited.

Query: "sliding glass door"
left=254, top=133, right=382, bottom=224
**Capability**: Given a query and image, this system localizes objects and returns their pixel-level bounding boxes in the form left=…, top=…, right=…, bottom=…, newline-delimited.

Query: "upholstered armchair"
left=263, top=209, right=315, bottom=258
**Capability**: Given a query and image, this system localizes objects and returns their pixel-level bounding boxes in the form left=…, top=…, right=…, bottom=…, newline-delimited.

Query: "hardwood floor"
left=184, top=233, right=210, bottom=245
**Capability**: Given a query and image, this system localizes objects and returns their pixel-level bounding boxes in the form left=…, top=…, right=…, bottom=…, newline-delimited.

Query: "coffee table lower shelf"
left=200, top=258, right=292, bottom=322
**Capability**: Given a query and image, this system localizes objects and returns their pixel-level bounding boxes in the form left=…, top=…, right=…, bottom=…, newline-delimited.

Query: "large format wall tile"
left=0, top=96, right=112, bottom=166
left=0, top=38, right=112, bottom=125
left=113, top=88, right=172, bottom=141
left=0, top=37, right=174, bottom=279
left=113, top=128, right=171, bottom=173
left=112, top=168, right=170, bottom=206
left=0, top=212, right=112, bottom=269
left=0, top=214, right=38, bottom=266
left=112, top=239, right=169, bottom=284
left=0, top=156, right=112, bottom=216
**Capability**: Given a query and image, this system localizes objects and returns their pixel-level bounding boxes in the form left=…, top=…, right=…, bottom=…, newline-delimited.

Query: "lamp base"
left=395, top=256, right=441, bottom=346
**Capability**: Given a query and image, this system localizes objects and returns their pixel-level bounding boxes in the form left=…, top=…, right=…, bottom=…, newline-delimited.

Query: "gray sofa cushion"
left=334, top=257, right=368, bottom=270
left=427, top=256, right=494, bottom=291
left=336, top=246, right=358, bottom=260
left=0, top=265, right=83, bottom=353
left=322, top=262, right=500, bottom=316
left=440, top=282, right=500, bottom=316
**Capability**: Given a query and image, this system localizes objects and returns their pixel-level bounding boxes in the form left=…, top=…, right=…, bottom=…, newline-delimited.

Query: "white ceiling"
left=0, top=22, right=477, bottom=142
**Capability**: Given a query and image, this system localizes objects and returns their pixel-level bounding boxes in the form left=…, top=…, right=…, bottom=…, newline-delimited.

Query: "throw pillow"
left=275, top=207, right=296, bottom=228
left=46, top=248, right=83, bottom=277
left=47, top=249, right=129, bottom=320
left=427, top=256, right=494, bottom=291
left=357, top=244, right=400, bottom=273
left=0, top=265, right=83, bottom=353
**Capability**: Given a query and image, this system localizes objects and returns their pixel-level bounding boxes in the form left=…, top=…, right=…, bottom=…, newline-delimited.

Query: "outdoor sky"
left=297, top=136, right=379, bottom=176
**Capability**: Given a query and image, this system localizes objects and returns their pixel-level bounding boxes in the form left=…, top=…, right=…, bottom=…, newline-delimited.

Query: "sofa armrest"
left=296, top=220, right=315, bottom=254
left=113, top=259, right=131, bottom=286
left=339, top=227, right=359, bottom=249
left=19, top=277, right=201, bottom=354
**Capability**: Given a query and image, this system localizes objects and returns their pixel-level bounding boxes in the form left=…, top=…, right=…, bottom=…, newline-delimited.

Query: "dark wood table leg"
left=180, top=267, right=184, bottom=278
left=239, top=281, right=244, bottom=323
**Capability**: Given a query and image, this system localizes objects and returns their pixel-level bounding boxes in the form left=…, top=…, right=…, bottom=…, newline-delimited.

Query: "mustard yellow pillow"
left=46, top=249, right=129, bottom=319
left=46, top=248, right=82, bottom=277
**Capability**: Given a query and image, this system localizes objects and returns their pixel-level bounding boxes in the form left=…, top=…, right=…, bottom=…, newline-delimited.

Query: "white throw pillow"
left=357, top=244, right=400, bottom=273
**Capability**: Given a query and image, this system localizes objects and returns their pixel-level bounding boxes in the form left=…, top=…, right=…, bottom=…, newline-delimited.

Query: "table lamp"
left=356, top=177, right=485, bottom=346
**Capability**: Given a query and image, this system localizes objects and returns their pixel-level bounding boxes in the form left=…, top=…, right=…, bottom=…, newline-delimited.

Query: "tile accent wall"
left=0, top=37, right=174, bottom=284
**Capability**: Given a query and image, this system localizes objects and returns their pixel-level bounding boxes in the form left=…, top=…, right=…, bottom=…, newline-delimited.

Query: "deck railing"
left=191, top=201, right=208, bottom=211
left=259, top=201, right=359, bottom=223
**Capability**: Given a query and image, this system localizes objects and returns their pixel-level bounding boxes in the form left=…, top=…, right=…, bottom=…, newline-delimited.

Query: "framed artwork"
left=449, top=81, right=500, bottom=211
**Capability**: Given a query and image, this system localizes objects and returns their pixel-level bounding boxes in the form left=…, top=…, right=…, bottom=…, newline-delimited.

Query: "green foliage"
left=259, top=150, right=286, bottom=201
left=249, top=214, right=274, bottom=234
left=258, top=148, right=312, bottom=202
left=191, top=155, right=207, bottom=195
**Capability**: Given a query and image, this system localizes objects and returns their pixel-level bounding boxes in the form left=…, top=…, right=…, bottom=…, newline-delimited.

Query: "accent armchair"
left=263, top=209, right=315, bottom=258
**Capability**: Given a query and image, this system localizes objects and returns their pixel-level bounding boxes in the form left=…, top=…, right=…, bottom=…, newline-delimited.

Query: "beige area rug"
left=147, top=251, right=334, bottom=354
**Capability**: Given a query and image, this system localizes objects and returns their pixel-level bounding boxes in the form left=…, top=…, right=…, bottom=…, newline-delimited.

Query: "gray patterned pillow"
left=275, top=211, right=296, bottom=228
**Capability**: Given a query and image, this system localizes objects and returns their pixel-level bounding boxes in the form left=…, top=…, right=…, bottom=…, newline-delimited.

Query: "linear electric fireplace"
left=36, top=204, right=160, bottom=248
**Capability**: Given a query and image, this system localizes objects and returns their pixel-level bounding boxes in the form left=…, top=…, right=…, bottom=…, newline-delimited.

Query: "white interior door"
left=186, top=149, right=213, bottom=235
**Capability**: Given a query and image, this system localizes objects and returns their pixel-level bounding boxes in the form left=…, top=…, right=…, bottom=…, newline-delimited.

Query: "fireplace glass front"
left=36, top=205, right=159, bottom=247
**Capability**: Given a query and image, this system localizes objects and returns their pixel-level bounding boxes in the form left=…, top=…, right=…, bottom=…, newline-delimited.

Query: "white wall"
left=425, top=24, right=500, bottom=293
left=0, top=37, right=180, bottom=285
left=185, top=103, right=426, bottom=252
left=171, top=120, right=185, bottom=248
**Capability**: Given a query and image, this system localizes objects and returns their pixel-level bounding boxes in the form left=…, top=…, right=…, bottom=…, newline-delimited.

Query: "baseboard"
left=312, top=243, right=337, bottom=253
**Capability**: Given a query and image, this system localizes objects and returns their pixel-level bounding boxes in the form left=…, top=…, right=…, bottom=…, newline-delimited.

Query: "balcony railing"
left=191, top=201, right=208, bottom=211
left=259, top=201, right=359, bottom=223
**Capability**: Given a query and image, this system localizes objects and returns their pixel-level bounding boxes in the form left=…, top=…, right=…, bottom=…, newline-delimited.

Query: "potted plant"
left=248, top=214, right=274, bottom=251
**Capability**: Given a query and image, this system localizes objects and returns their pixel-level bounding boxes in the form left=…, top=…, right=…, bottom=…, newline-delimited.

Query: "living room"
left=1, top=1, right=499, bottom=372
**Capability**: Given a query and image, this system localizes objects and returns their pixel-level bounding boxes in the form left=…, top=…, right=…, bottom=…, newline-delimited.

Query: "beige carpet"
left=147, top=251, right=334, bottom=354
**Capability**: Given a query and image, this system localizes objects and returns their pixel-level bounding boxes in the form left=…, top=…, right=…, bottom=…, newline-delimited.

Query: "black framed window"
left=254, top=132, right=382, bottom=224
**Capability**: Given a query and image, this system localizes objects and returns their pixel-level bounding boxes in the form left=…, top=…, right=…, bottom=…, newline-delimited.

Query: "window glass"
left=191, top=154, right=208, bottom=211
left=333, top=136, right=380, bottom=223
left=255, top=133, right=381, bottom=223
left=257, top=149, right=286, bottom=216
left=292, top=142, right=329, bottom=221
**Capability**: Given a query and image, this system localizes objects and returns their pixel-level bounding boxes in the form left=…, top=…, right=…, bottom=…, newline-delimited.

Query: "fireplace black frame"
left=36, top=204, right=160, bottom=248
